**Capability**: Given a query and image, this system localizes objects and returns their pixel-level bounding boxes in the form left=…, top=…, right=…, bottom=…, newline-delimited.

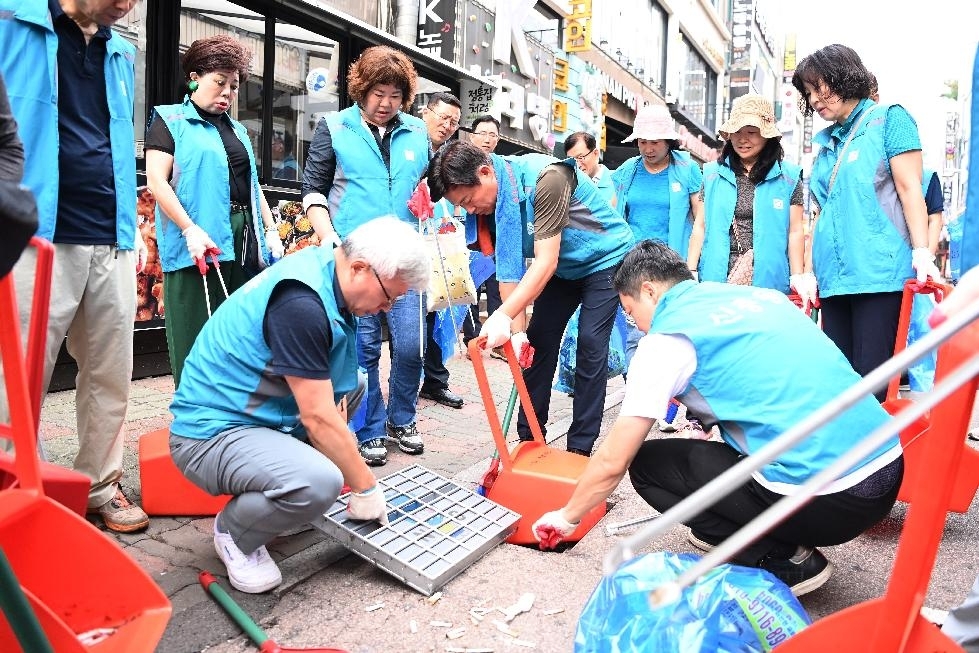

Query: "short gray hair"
left=342, top=216, right=430, bottom=291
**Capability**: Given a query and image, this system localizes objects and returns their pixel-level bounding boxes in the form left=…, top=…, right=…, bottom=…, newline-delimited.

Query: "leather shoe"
left=419, top=386, right=464, bottom=409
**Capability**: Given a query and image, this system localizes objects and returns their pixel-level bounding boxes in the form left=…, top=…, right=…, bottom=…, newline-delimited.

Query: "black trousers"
left=820, top=291, right=903, bottom=402
left=628, top=439, right=902, bottom=565
left=422, top=310, right=450, bottom=391
left=516, top=264, right=620, bottom=453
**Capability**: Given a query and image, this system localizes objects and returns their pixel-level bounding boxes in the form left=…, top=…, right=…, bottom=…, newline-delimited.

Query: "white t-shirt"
left=620, top=332, right=698, bottom=420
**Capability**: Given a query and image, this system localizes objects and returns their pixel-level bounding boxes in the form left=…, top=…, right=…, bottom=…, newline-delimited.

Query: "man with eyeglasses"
left=169, top=217, right=430, bottom=593
left=564, top=131, right=616, bottom=208
left=417, top=92, right=466, bottom=409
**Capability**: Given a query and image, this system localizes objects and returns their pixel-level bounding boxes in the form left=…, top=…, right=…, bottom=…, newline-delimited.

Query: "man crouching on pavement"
left=168, top=216, right=430, bottom=593
left=533, top=240, right=903, bottom=597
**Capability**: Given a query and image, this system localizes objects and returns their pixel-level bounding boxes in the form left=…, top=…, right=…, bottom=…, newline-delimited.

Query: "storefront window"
left=592, top=0, right=666, bottom=91
left=270, top=22, right=341, bottom=184
left=178, top=1, right=341, bottom=184
left=677, top=36, right=717, bottom=132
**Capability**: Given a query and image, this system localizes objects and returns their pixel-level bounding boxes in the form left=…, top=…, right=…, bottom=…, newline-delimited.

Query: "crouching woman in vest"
left=534, top=240, right=904, bottom=597
left=146, top=34, right=283, bottom=388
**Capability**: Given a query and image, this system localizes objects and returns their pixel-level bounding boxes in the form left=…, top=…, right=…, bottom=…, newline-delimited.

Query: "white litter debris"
left=492, top=620, right=520, bottom=637
left=426, top=591, right=444, bottom=605
left=501, top=593, right=535, bottom=622
left=445, top=648, right=494, bottom=653
left=507, top=639, right=536, bottom=648
left=431, top=620, right=454, bottom=628
left=410, top=620, right=418, bottom=634
left=542, top=608, right=564, bottom=616
left=446, top=627, right=467, bottom=639
left=365, top=602, right=385, bottom=612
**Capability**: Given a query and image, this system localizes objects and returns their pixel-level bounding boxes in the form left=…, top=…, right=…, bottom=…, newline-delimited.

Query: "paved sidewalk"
left=35, top=350, right=979, bottom=652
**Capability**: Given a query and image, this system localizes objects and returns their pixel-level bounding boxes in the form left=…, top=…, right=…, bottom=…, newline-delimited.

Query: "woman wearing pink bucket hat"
left=687, top=94, right=809, bottom=303
left=612, top=104, right=704, bottom=377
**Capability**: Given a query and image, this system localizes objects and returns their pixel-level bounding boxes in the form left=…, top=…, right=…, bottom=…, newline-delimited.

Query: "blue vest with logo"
left=0, top=1, right=137, bottom=246
left=169, top=246, right=357, bottom=439
left=810, top=100, right=914, bottom=296
left=651, top=281, right=898, bottom=489
left=506, top=155, right=633, bottom=280
left=153, top=99, right=269, bottom=273
left=325, top=105, right=429, bottom=238
left=612, top=151, right=703, bottom=259
left=699, top=159, right=802, bottom=292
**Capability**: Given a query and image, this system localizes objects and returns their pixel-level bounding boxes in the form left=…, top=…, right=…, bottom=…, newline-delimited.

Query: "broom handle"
left=199, top=571, right=269, bottom=646
left=0, top=549, right=54, bottom=653
left=501, top=383, right=518, bottom=434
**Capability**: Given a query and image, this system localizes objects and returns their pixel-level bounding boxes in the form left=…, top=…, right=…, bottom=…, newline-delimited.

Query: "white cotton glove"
left=182, top=223, right=217, bottom=261
left=510, top=331, right=529, bottom=361
left=347, top=484, right=389, bottom=525
left=532, top=509, right=579, bottom=550
left=480, top=309, right=513, bottom=349
left=789, top=272, right=818, bottom=309
left=134, top=227, right=148, bottom=273
left=911, top=247, right=941, bottom=283
left=265, top=226, right=285, bottom=261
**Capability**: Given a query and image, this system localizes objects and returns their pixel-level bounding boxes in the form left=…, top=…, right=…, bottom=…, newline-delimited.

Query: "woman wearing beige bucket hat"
left=687, top=94, right=809, bottom=303
left=612, top=104, right=704, bottom=378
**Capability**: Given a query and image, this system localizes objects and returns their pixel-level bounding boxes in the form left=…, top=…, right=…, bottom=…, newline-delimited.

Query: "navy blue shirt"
left=925, top=172, right=944, bottom=215
left=50, top=0, right=117, bottom=244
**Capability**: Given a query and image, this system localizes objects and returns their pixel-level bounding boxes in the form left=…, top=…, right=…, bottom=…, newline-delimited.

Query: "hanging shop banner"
left=417, top=0, right=456, bottom=61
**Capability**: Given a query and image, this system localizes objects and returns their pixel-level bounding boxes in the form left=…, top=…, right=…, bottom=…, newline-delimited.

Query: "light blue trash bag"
left=555, top=306, right=629, bottom=394
left=576, top=552, right=811, bottom=653
left=907, top=293, right=938, bottom=392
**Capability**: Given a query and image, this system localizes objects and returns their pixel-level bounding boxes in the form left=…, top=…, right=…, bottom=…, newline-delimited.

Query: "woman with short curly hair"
left=145, top=34, right=283, bottom=387
left=301, top=45, right=432, bottom=467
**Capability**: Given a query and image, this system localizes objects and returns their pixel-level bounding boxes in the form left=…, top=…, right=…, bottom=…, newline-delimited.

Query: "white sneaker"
left=657, top=418, right=678, bottom=433
left=213, top=521, right=282, bottom=594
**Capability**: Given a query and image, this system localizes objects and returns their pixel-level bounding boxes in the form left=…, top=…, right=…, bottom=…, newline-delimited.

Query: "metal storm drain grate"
left=310, top=464, right=520, bottom=596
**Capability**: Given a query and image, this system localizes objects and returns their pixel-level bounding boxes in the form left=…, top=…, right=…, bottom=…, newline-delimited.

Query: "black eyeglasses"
left=429, top=108, right=460, bottom=129
left=473, top=131, right=499, bottom=138
left=572, top=148, right=597, bottom=163
left=371, top=267, right=394, bottom=309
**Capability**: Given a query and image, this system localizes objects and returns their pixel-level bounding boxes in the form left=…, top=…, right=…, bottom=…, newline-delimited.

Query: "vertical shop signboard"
left=417, top=0, right=456, bottom=61
left=458, top=0, right=555, bottom=152
left=564, top=0, right=592, bottom=53
left=729, top=0, right=754, bottom=104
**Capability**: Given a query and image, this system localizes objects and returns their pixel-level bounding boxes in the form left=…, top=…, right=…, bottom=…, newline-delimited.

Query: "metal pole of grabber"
left=603, top=295, right=979, bottom=587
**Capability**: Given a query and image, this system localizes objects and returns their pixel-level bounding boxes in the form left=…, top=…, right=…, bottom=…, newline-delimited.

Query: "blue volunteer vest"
left=152, top=99, right=269, bottom=273
left=810, top=100, right=915, bottom=297
left=169, top=245, right=358, bottom=439
left=651, top=281, right=899, bottom=490
left=699, top=159, right=803, bottom=292
left=612, top=151, right=703, bottom=259
left=500, top=155, right=633, bottom=280
left=0, top=1, right=137, bottom=246
left=325, top=105, right=430, bottom=238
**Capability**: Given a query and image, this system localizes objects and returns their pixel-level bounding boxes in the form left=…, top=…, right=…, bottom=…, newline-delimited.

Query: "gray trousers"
left=170, top=373, right=366, bottom=554
left=944, top=574, right=979, bottom=652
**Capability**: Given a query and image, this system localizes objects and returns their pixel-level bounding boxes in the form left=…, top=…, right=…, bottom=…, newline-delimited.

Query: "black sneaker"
left=687, top=529, right=716, bottom=552
left=758, top=546, right=834, bottom=596
left=358, top=438, right=388, bottom=466
left=386, top=422, right=424, bottom=455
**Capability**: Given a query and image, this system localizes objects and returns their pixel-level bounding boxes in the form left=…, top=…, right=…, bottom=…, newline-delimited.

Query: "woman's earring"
left=188, top=80, right=199, bottom=92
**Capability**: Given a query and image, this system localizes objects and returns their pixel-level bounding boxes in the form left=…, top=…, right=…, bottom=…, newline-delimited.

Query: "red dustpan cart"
left=780, top=302, right=979, bottom=653
left=882, top=279, right=979, bottom=512
left=469, top=338, right=606, bottom=545
left=0, top=238, right=171, bottom=653
left=0, top=238, right=89, bottom=516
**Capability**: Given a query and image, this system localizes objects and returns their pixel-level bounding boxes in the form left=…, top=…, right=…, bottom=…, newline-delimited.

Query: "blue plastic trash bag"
left=576, top=552, right=811, bottom=653
left=555, top=306, right=629, bottom=394
left=907, top=293, right=937, bottom=392
left=432, top=304, right=473, bottom=363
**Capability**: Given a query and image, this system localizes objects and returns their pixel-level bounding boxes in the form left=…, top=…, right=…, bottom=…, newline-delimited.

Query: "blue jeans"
left=356, top=289, right=425, bottom=442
